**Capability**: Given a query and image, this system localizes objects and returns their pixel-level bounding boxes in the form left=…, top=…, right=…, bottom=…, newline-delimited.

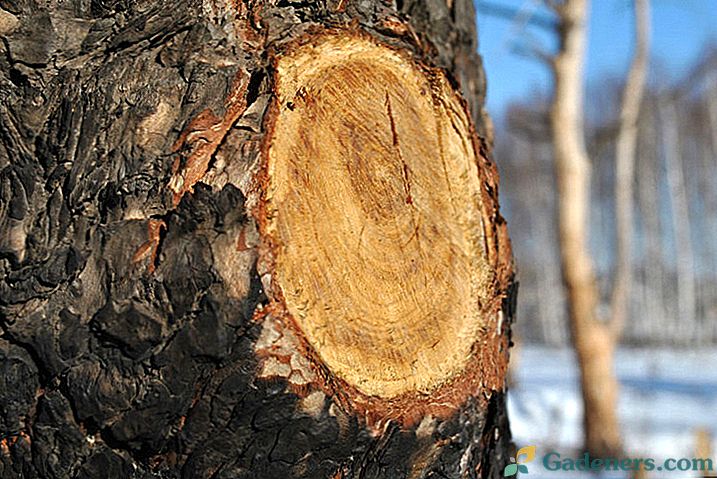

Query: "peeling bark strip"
left=131, top=219, right=166, bottom=273
left=169, top=72, right=250, bottom=206
left=0, top=0, right=514, bottom=476
left=255, top=31, right=513, bottom=425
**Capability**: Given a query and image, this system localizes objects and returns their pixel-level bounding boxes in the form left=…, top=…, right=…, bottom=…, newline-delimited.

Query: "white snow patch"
left=508, top=345, right=717, bottom=478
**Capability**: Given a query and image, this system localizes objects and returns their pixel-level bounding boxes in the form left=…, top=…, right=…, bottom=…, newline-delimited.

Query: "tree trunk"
left=704, top=72, right=717, bottom=287
left=658, top=95, right=696, bottom=330
left=635, top=98, right=666, bottom=342
left=0, top=1, right=515, bottom=478
left=549, top=0, right=622, bottom=458
left=610, top=0, right=650, bottom=335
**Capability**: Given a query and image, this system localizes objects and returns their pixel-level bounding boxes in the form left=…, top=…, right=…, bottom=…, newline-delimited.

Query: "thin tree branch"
left=609, top=0, right=651, bottom=339
left=476, top=0, right=557, bottom=31
left=510, top=41, right=555, bottom=66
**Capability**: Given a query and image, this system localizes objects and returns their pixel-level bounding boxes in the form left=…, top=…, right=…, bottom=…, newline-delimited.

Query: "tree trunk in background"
left=610, top=0, right=650, bottom=336
left=705, top=73, right=717, bottom=284
left=0, top=1, right=515, bottom=478
left=659, top=96, right=696, bottom=332
left=636, top=100, right=666, bottom=342
left=549, top=0, right=622, bottom=458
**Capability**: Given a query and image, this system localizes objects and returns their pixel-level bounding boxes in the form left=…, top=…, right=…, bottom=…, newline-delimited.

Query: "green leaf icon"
left=518, top=464, right=529, bottom=474
left=504, top=463, right=518, bottom=476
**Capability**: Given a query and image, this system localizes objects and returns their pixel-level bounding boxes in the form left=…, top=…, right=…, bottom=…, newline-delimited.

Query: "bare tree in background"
left=549, top=0, right=621, bottom=457
left=548, top=0, right=650, bottom=456
left=497, top=16, right=717, bottom=348
left=659, top=95, right=697, bottom=328
left=704, top=65, right=717, bottom=282
left=635, top=96, right=666, bottom=341
left=611, top=0, right=651, bottom=335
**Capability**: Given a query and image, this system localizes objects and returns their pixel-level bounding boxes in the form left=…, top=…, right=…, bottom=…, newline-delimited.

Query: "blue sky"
left=476, top=0, right=717, bottom=117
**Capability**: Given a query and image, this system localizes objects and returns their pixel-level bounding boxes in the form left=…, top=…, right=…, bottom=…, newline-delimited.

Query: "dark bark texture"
left=0, top=0, right=513, bottom=477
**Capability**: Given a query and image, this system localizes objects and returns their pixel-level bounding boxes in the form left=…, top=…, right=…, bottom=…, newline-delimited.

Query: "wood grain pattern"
left=256, top=33, right=512, bottom=422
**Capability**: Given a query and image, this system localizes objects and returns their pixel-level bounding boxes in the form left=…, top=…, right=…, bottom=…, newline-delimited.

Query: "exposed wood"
left=255, top=32, right=511, bottom=424
left=695, top=428, right=716, bottom=478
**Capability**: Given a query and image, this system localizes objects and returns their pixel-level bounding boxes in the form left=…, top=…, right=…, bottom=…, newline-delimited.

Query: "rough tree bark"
left=0, top=1, right=515, bottom=478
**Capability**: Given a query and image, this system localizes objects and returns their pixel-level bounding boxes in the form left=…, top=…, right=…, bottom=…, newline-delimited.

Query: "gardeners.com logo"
left=503, top=445, right=715, bottom=476
left=504, top=445, right=536, bottom=476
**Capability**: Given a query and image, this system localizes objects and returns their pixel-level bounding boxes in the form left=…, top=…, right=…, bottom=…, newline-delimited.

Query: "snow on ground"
left=507, top=345, right=717, bottom=478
